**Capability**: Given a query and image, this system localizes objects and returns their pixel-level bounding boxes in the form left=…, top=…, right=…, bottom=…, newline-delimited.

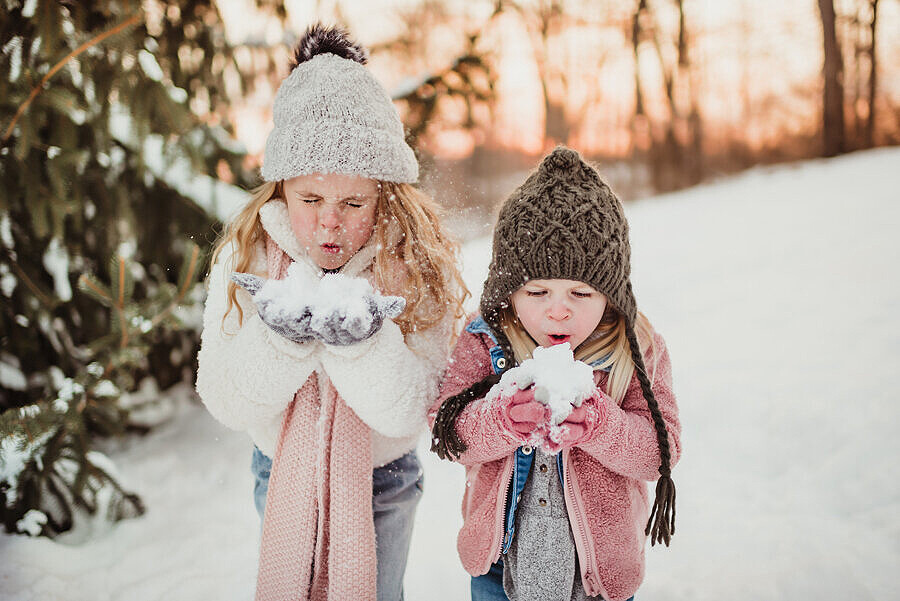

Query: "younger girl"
left=430, top=147, right=680, bottom=601
left=196, top=25, right=466, bottom=601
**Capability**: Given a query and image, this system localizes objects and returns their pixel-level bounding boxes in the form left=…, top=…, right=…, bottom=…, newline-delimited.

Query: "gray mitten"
left=311, top=293, right=406, bottom=346
left=231, top=272, right=316, bottom=344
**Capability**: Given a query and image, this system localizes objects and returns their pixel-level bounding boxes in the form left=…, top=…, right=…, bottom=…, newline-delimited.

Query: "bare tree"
left=630, top=0, right=701, bottom=189
left=505, top=0, right=602, bottom=147
left=817, top=0, right=846, bottom=156
left=372, top=1, right=500, bottom=147
left=865, top=0, right=879, bottom=147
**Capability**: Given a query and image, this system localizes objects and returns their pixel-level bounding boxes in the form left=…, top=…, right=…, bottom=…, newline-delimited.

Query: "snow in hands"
left=231, top=263, right=405, bottom=344
left=487, top=343, right=595, bottom=449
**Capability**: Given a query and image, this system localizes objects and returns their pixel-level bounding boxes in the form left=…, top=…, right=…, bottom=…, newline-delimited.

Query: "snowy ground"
left=2, top=147, right=899, bottom=600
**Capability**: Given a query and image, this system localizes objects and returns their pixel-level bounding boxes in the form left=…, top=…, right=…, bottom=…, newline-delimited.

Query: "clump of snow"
left=0, top=210, right=13, bottom=248
left=253, top=263, right=402, bottom=338
left=17, top=405, right=40, bottom=419
left=137, top=50, right=164, bottom=82
left=21, top=0, right=37, bottom=18
left=4, top=36, right=23, bottom=83
left=53, top=378, right=84, bottom=412
left=85, top=362, right=104, bottom=377
left=92, top=380, right=119, bottom=397
left=310, top=274, right=380, bottom=335
left=129, top=315, right=153, bottom=333
left=1, top=430, right=56, bottom=507
left=42, top=237, right=72, bottom=302
left=86, top=451, right=120, bottom=480
left=486, top=343, right=595, bottom=426
left=0, top=262, right=16, bottom=296
left=0, top=352, right=26, bottom=390
left=16, top=510, right=47, bottom=536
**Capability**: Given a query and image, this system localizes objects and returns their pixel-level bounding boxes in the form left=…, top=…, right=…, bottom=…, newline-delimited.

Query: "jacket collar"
left=258, top=199, right=377, bottom=278
left=465, top=314, right=612, bottom=372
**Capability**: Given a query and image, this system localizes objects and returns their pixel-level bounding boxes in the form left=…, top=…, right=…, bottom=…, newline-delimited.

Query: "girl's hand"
left=311, top=294, right=405, bottom=346
left=231, top=272, right=316, bottom=343
left=544, top=394, right=605, bottom=453
left=499, top=387, right=549, bottom=441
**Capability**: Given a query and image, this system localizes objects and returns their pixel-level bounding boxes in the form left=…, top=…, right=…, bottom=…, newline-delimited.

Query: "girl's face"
left=283, top=173, right=379, bottom=270
left=510, top=279, right=608, bottom=349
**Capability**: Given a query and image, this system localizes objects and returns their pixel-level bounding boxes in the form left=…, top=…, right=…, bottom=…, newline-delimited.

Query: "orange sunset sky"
left=213, top=0, right=900, bottom=160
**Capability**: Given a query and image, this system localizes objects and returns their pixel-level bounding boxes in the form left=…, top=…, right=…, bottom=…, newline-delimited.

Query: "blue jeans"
left=471, top=560, right=507, bottom=601
left=470, top=559, right=634, bottom=601
left=251, top=446, right=423, bottom=601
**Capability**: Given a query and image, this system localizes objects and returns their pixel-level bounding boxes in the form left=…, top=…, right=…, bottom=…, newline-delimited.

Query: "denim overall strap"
left=468, top=313, right=618, bottom=553
left=502, top=445, right=535, bottom=553
left=465, top=315, right=507, bottom=373
left=468, top=316, right=635, bottom=600
left=466, top=316, right=531, bottom=555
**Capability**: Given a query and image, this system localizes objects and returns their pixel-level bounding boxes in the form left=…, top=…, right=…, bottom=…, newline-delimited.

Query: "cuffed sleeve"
left=578, top=332, right=681, bottom=481
left=195, top=244, right=319, bottom=453
left=318, top=310, right=454, bottom=439
left=429, top=328, right=520, bottom=466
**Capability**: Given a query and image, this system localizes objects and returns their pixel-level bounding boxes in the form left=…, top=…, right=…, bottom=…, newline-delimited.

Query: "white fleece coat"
left=195, top=200, right=453, bottom=466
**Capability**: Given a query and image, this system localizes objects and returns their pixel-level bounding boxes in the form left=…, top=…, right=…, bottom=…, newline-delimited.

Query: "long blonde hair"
left=498, top=305, right=657, bottom=404
left=208, top=179, right=469, bottom=336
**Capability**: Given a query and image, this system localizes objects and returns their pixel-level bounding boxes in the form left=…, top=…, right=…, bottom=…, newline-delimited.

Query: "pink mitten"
left=545, top=394, right=606, bottom=453
left=499, top=388, right=549, bottom=441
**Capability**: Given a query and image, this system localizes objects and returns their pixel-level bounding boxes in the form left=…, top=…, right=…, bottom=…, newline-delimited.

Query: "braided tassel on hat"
left=625, top=321, right=676, bottom=546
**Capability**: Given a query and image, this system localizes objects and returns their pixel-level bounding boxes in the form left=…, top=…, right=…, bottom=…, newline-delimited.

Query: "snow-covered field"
left=2, top=148, right=899, bottom=600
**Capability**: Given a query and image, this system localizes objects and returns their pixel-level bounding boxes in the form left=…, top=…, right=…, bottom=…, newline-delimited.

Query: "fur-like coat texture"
left=428, top=325, right=681, bottom=601
left=196, top=199, right=453, bottom=467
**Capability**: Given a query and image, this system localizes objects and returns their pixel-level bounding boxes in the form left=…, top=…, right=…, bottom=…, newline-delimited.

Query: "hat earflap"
left=625, top=321, right=677, bottom=546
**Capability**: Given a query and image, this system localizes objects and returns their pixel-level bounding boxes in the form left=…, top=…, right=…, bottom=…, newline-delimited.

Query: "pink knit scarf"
left=255, top=236, right=377, bottom=601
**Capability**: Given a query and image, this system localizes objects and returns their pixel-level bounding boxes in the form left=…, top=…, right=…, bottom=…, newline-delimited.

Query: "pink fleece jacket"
left=428, top=325, right=681, bottom=601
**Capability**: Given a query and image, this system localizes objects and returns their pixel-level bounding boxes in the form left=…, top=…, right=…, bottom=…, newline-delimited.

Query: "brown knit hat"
left=480, top=146, right=636, bottom=336
left=434, top=146, right=676, bottom=546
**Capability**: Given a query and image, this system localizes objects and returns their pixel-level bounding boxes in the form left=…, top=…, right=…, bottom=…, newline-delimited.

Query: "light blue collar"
left=464, top=315, right=611, bottom=372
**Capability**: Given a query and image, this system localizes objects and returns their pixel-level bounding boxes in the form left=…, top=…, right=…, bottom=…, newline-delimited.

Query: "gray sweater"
left=503, top=449, right=600, bottom=601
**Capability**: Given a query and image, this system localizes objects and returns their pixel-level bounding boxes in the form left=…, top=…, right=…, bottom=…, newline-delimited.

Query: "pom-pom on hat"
left=261, top=24, right=418, bottom=184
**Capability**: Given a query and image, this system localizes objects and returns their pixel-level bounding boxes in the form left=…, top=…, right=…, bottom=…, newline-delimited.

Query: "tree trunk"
left=632, top=0, right=647, bottom=119
left=817, top=0, right=846, bottom=156
left=865, top=0, right=878, bottom=147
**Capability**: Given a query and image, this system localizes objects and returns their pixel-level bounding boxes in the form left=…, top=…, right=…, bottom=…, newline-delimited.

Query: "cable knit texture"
left=481, top=146, right=635, bottom=333
left=255, top=245, right=376, bottom=601
left=428, top=326, right=681, bottom=601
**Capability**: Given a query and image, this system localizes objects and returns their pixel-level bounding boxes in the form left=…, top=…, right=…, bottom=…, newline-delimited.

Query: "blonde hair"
left=208, top=179, right=469, bottom=336
left=498, top=304, right=657, bottom=404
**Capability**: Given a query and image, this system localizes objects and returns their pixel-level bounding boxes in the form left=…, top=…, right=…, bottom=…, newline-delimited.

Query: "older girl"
left=196, top=24, right=466, bottom=601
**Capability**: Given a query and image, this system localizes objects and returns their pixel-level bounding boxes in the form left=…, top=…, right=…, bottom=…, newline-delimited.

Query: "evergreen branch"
left=6, top=252, right=56, bottom=309
left=77, top=274, right=112, bottom=304
left=111, top=255, right=129, bottom=349
left=117, top=306, right=129, bottom=349
left=116, top=257, right=125, bottom=308
left=2, top=14, right=142, bottom=142
left=151, top=244, right=200, bottom=327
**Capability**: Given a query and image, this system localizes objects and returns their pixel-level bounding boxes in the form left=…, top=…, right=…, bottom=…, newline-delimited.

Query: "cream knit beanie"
left=261, top=24, right=418, bottom=183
